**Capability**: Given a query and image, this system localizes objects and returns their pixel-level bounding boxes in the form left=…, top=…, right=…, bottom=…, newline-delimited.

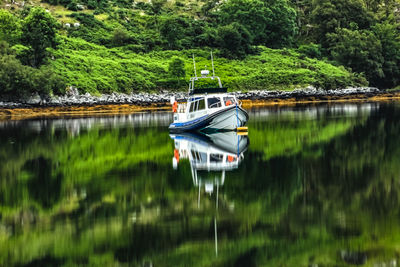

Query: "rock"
left=2, top=87, right=382, bottom=108
left=66, top=86, right=79, bottom=97
left=26, top=93, right=41, bottom=105
left=51, top=98, right=61, bottom=105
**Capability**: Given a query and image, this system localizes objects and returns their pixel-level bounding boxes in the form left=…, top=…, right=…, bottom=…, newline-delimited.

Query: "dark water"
left=1, top=102, right=400, bottom=266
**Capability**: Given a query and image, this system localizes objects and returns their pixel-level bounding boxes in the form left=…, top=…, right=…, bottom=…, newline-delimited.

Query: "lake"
left=1, top=102, right=399, bottom=266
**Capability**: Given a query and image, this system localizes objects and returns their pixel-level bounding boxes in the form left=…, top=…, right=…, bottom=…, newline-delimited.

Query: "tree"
left=265, top=0, right=298, bottom=47
left=168, top=57, right=186, bottom=79
left=0, top=41, right=14, bottom=56
left=217, top=22, right=252, bottom=59
left=111, top=27, right=131, bottom=47
left=150, top=0, right=167, bottom=15
left=0, top=41, right=65, bottom=97
left=0, top=53, right=32, bottom=96
left=21, top=7, right=59, bottom=67
left=372, top=23, right=400, bottom=88
left=159, top=16, right=190, bottom=49
left=217, top=0, right=297, bottom=48
left=327, top=28, right=384, bottom=87
left=310, top=0, right=374, bottom=47
left=0, top=9, right=21, bottom=45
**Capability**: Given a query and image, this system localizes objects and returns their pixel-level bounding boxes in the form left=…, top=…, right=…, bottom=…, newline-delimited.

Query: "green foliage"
left=47, top=37, right=362, bottom=93
left=150, top=0, right=168, bottom=15
left=1, top=0, right=399, bottom=92
left=20, top=7, right=59, bottom=67
left=111, top=27, right=132, bottom=47
left=0, top=9, right=21, bottom=45
left=217, top=22, right=252, bottom=59
left=49, top=37, right=159, bottom=93
left=0, top=46, right=66, bottom=97
left=372, top=22, right=400, bottom=88
left=159, top=16, right=190, bottom=49
left=43, top=0, right=110, bottom=11
left=216, top=0, right=297, bottom=48
left=310, top=0, right=373, bottom=47
left=11, top=44, right=31, bottom=65
left=297, top=43, right=322, bottom=59
left=328, top=28, right=384, bottom=86
left=66, top=12, right=113, bottom=45
left=168, top=56, right=186, bottom=79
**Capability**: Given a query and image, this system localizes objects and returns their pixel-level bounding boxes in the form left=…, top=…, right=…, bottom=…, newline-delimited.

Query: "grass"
left=48, top=37, right=365, bottom=94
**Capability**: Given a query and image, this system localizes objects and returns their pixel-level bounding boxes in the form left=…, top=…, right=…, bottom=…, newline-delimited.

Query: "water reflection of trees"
left=1, top=104, right=400, bottom=266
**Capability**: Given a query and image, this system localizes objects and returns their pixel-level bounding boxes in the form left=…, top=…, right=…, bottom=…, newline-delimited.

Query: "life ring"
left=172, top=101, right=178, bottom=112
left=226, top=100, right=232, bottom=106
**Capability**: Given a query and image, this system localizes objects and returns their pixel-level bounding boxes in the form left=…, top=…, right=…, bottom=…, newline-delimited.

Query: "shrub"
left=21, top=7, right=59, bottom=67
left=0, top=54, right=65, bottom=97
left=298, top=43, right=322, bottom=59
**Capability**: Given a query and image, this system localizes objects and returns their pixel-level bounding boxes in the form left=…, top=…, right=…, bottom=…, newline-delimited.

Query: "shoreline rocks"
left=0, top=87, right=388, bottom=109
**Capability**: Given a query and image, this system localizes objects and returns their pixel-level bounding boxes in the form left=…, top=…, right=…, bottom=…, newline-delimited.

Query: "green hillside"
left=0, top=0, right=399, bottom=96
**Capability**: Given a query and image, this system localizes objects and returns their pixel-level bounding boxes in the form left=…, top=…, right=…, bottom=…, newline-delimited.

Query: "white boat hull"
left=169, top=105, right=248, bottom=133
left=203, top=106, right=248, bottom=131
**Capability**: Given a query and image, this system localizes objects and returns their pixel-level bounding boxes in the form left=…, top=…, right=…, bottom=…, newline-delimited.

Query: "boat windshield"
left=223, top=96, right=236, bottom=106
left=207, top=97, right=222, bottom=109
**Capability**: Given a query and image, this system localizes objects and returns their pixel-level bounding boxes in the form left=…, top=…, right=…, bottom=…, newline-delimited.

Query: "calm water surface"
left=1, top=103, right=400, bottom=266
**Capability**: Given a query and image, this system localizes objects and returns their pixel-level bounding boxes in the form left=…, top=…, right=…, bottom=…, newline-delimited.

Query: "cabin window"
left=189, top=98, right=205, bottom=113
left=189, top=102, right=196, bottom=113
left=191, top=150, right=207, bottom=162
left=210, top=153, right=223, bottom=163
left=223, top=97, right=236, bottom=106
left=198, top=99, right=205, bottom=110
left=207, top=97, right=221, bottom=109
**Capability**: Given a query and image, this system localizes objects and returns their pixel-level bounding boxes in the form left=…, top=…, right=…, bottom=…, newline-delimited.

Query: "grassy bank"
left=49, top=37, right=365, bottom=95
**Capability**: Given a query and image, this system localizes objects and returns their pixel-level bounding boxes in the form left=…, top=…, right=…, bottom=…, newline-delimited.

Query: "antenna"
left=211, top=51, right=215, bottom=77
left=192, top=54, right=197, bottom=78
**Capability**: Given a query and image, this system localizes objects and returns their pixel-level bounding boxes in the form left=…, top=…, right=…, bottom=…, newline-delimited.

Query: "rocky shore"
left=0, top=86, right=388, bottom=108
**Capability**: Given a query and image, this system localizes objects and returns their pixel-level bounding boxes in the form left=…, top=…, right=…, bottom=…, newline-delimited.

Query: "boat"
left=168, top=54, right=249, bottom=133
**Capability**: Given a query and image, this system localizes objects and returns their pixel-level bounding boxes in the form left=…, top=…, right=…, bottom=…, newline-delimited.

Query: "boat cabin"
left=173, top=95, right=238, bottom=122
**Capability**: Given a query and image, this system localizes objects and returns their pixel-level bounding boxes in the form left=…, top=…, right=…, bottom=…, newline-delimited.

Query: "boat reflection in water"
left=170, top=131, right=249, bottom=256
left=170, top=131, right=248, bottom=196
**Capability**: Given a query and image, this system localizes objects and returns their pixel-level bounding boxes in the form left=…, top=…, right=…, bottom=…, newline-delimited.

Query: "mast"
left=193, top=54, right=197, bottom=78
left=211, top=51, right=215, bottom=77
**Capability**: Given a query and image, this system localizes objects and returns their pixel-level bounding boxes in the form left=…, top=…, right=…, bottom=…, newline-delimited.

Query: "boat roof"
left=189, top=87, right=228, bottom=95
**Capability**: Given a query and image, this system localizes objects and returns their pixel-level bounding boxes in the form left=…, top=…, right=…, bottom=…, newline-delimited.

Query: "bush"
left=298, top=43, right=322, bottom=59
left=168, top=57, right=185, bottom=79
left=21, top=7, right=59, bottom=67
left=155, top=78, right=187, bottom=90
left=0, top=54, right=65, bottom=97
left=217, top=22, right=252, bottom=59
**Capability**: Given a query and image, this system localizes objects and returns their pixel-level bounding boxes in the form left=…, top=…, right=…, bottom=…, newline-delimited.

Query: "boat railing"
left=188, top=76, right=224, bottom=95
